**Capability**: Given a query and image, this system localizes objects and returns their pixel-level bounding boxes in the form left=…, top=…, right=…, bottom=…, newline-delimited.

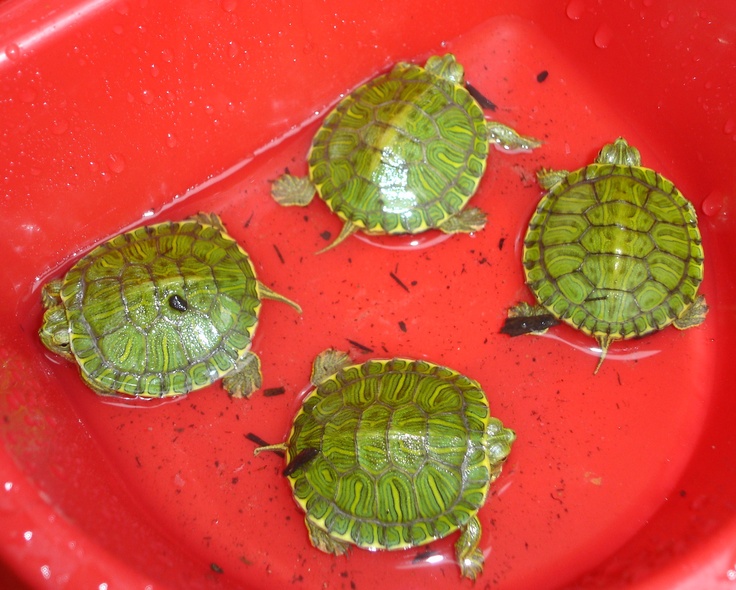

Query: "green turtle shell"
left=56, top=216, right=263, bottom=397
left=523, top=163, right=705, bottom=342
left=282, top=357, right=510, bottom=551
left=307, top=57, right=489, bottom=234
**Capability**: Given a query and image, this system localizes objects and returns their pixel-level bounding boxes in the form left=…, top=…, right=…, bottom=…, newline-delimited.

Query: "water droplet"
left=166, top=133, right=177, bottom=148
left=5, top=44, right=20, bottom=61
left=724, top=119, right=735, bottom=135
left=594, top=24, right=613, bottom=49
left=642, top=0, right=653, bottom=6
left=161, top=48, right=173, bottom=63
left=204, top=104, right=215, bottom=115
left=19, top=88, right=36, bottom=103
left=141, top=89, right=154, bottom=104
left=150, top=64, right=160, bottom=78
left=228, top=41, right=239, bottom=59
left=89, top=161, right=99, bottom=173
left=50, top=120, right=68, bottom=135
left=226, top=101, right=235, bottom=113
left=113, top=25, right=124, bottom=35
left=220, top=0, right=237, bottom=12
left=116, top=2, right=129, bottom=15
left=702, top=190, right=725, bottom=216
left=107, top=153, right=126, bottom=174
left=565, top=0, right=585, bottom=21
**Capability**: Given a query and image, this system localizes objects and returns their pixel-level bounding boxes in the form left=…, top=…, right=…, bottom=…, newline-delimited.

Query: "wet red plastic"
left=1, top=1, right=735, bottom=589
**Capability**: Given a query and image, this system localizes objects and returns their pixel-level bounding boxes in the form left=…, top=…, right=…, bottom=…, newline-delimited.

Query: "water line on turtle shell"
left=353, top=230, right=454, bottom=251
left=536, top=331, right=660, bottom=363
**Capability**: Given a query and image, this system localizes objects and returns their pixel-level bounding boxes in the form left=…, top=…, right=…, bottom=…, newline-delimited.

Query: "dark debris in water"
left=389, top=270, right=410, bottom=292
left=210, top=563, right=224, bottom=574
left=465, top=81, right=497, bottom=111
left=501, top=314, right=560, bottom=336
left=346, top=339, right=373, bottom=353
left=283, top=447, right=319, bottom=477
left=536, top=70, right=549, bottom=82
left=263, top=386, right=286, bottom=397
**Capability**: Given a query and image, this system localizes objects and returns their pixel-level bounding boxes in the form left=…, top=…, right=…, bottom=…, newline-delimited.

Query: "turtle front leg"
left=305, top=518, right=350, bottom=556
left=41, top=279, right=64, bottom=309
left=486, top=122, right=541, bottom=152
left=673, top=294, right=708, bottom=330
left=455, top=514, right=484, bottom=580
left=271, top=174, right=317, bottom=207
left=439, top=207, right=487, bottom=234
left=222, top=351, right=262, bottom=398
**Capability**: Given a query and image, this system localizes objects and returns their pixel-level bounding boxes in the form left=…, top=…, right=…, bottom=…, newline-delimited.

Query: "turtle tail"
left=593, top=335, right=612, bottom=374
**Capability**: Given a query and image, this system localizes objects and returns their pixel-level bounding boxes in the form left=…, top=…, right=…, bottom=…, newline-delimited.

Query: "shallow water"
left=19, top=16, right=719, bottom=590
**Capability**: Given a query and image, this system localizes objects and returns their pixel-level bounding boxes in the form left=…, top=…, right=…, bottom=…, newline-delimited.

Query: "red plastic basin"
left=1, top=1, right=735, bottom=588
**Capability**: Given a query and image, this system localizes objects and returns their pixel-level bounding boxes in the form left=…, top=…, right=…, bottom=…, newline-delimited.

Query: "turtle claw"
left=271, top=174, right=316, bottom=207
left=223, top=351, right=262, bottom=398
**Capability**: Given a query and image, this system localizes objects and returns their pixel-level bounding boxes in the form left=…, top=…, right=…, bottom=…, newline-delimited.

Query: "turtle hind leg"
left=673, top=294, right=708, bottom=330
left=486, top=122, right=541, bottom=152
left=258, top=282, right=302, bottom=314
left=222, top=351, right=262, bottom=398
left=439, top=207, right=487, bottom=234
left=305, top=518, right=350, bottom=556
left=271, top=174, right=316, bottom=207
left=310, top=349, right=352, bottom=386
left=455, top=514, right=484, bottom=580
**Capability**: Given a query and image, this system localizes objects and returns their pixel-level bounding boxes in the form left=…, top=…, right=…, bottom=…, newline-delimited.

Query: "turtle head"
left=39, top=306, right=74, bottom=360
left=425, top=54, right=464, bottom=85
left=484, top=418, right=516, bottom=481
left=596, top=137, right=641, bottom=167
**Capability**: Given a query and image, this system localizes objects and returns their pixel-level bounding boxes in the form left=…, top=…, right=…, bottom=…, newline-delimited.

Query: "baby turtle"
left=255, top=349, right=515, bottom=580
left=272, top=53, right=539, bottom=251
left=39, top=213, right=301, bottom=398
left=505, top=138, right=708, bottom=372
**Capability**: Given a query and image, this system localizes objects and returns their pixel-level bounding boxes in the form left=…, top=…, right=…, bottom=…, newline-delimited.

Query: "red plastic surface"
left=1, top=1, right=735, bottom=589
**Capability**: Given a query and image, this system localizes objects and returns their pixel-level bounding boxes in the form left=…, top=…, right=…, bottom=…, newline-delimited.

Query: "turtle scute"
left=39, top=212, right=301, bottom=399
left=254, top=349, right=516, bottom=580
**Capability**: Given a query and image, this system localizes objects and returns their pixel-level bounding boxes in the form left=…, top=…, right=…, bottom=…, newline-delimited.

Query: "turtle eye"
left=168, top=294, right=188, bottom=312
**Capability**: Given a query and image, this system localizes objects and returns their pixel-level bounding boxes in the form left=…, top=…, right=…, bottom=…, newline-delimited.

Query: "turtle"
left=39, top=212, right=302, bottom=398
left=505, top=137, right=708, bottom=372
left=271, top=53, right=540, bottom=252
left=254, top=349, right=516, bottom=580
